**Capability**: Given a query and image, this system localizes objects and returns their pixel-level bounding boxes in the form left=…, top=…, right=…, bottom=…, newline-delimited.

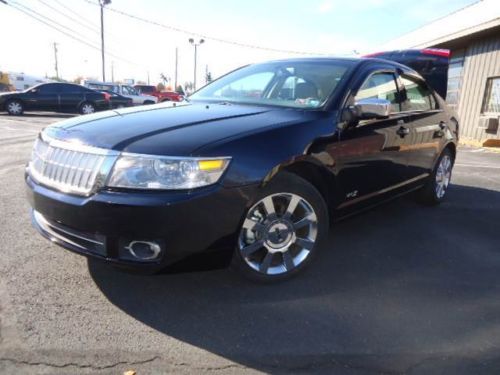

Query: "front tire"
left=6, top=99, right=24, bottom=115
left=418, top=148, right=454, bottom=206
left=231, top=172, right=328, bottom=282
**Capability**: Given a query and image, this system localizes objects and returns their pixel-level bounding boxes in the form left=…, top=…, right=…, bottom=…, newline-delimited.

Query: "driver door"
left=328, top=71, right=412, bottom=206
left=23, top=83, right=60, bottom=111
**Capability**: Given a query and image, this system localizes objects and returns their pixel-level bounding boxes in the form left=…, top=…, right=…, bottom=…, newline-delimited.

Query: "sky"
left=1, top=0, right=478, bottom=88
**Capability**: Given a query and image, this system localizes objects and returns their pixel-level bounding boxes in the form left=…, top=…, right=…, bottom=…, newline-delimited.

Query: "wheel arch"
left=444, top=141, right=457, bottom=161
left=4, top=97, right=25, bottom=112
left=5, top=97, right=24, bottom=105
left=262, top=158, right=341, bottom=215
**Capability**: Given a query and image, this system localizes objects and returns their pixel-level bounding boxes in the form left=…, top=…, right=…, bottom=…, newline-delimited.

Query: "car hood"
left=44, top=101, right=320, bottom=156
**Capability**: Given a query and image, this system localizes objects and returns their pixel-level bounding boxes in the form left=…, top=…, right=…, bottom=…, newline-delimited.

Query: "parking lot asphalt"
left=0, top=113, right=500, bottom=374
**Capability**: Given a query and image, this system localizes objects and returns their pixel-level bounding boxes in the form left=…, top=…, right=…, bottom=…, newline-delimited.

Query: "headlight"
left=106, top=153, right=231, bottom=190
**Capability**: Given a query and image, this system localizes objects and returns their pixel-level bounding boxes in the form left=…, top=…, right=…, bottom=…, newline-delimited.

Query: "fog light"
left=124, top=240, right=162, bottom=260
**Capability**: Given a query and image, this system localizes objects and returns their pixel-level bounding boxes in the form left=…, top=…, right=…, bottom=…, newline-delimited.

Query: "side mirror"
left=351, top=98, right=391, bottom=120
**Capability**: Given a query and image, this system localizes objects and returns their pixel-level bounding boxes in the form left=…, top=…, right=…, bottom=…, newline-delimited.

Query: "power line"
left=13, top=1, right=94, bottom=45
left=18, top=0, right=124, bottom=54
left=47, top=0, right=126, bottom=43
left=82, top=0, right=325, bottom=56
left=53, top=0, right=99, bottom=29
left=38, top=0, right=97, bottom=34
left=8, top=1, right=140, bottom=68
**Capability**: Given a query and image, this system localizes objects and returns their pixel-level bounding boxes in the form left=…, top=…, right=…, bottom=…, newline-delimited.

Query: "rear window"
left=400, top=75, right=436, bottom=111
left=87, top=83, right=117, bottom=93
left=137, top=86, right=155, bottom=93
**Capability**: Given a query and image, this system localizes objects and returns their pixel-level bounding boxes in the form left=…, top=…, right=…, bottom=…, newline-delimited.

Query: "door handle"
left=439, top=121, right=447, bottom=130
left=396, top=126, right=410, bottom=137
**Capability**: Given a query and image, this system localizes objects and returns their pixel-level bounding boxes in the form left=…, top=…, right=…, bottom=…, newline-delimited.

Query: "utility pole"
left=99, top=0, right=111, bottom=82
left=174, top=47, right=178, bottom=91
left=53, top=42, right=59, bottom=79
left=147, top=71, right=150, bottom=85
left=188, top=38, right=204, bottom=91
left=111, top=61, right=114, bottom=82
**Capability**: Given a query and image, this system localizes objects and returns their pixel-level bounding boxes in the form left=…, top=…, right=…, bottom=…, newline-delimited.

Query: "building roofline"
left=412, top=17, right=500, bottom=48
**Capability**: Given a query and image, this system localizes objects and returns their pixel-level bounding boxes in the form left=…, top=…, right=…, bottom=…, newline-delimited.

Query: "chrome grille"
left=29, top=135, right=118, bottom=196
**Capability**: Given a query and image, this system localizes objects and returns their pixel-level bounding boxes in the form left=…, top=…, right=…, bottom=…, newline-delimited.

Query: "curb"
left=459, top=138, right=500, bottom=153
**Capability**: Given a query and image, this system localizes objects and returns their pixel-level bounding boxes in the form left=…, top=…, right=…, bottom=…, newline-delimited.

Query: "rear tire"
left=6, top=99, right=24, bottom=115
left=143, top=100, right=155, bottom=105
left=79, top=102, right=95, bottom=115
left=417, top=148, right=454, bottom=206
left=231, top=172, right=329, bottom=282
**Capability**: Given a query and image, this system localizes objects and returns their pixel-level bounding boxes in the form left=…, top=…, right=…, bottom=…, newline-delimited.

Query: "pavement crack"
left=0, top=355, right=161, bottom=370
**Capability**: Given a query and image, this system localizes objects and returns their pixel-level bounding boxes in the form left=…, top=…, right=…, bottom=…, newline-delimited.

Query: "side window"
left=60, top=84, right=83, bottom=94
left=122, top=86, right=139, bottom=95
left=400, top=76, right=435, bottom=111
left=38, top=84, right=60, bottom=94
left=355, top=72, right=400, bottom=113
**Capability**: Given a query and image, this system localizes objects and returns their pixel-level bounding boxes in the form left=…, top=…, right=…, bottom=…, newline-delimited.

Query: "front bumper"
left=26, top=174, right=257, bottom=270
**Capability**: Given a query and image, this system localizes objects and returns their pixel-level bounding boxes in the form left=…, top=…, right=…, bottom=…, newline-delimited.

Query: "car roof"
left=255, top=56, right=421, bottom=78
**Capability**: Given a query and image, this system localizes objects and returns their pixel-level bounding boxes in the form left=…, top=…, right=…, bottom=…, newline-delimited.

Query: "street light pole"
left=99, top=0, right=111, bottom=82
left=53, top=42, right=59, bottom=79
left=188, top=38, right=204, bottom=91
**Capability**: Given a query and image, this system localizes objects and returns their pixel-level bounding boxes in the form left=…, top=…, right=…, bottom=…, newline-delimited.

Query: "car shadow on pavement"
left=88, top=184, right=500, bottom=374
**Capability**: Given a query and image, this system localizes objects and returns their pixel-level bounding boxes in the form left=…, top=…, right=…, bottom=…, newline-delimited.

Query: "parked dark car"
left=25, top=57, right=458, bottom=282
left=100, top=89, right=133, bottom=109
left=363, top=49, right=450, bottom=99
left=0, top=82, right=110, bottom=115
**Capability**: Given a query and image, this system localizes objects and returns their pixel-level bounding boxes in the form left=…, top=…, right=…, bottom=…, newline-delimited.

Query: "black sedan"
left=0, top=82, right=110, bottom=115
left=25, top=57, right=458, bottom=282
left=99, top=89, right=133, bottom=109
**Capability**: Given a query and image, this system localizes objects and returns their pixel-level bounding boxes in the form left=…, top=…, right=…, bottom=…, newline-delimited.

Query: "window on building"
left=482, top=77, right=500, bottom=114
left=446, top=49, right=465, bottom=108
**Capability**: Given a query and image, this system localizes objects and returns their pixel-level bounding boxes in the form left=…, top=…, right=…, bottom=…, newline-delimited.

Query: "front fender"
left=195, top=115, right=337, bottom=188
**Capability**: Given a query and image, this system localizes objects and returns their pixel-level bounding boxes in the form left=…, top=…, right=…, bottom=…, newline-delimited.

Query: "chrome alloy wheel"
left=238, top=193, right=318, bottom=275
left=436, top=154, right=452, bottom=199
left=7, top=101, right=22, bottom=115
left=81, top=103, right=95, bottom=114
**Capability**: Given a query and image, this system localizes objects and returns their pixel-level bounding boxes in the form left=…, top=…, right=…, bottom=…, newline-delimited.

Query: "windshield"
left=191, top=60, right=353, bottom=109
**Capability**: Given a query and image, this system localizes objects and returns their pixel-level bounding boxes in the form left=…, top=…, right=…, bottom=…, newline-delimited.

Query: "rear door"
left=330, top=70, right=413, bottom=203
left=59, top=84, right=85, bottom=112
left=398, top=74, right=448, bottom=178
